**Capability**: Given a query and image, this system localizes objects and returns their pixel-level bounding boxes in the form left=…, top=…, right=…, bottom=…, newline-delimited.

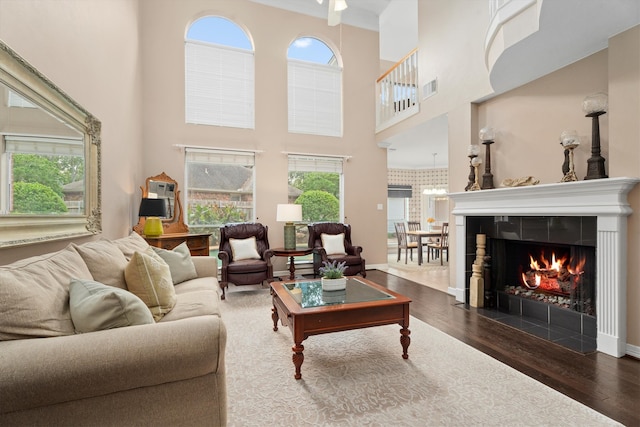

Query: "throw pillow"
left=124, top=248, right=176, bottom=321
left=152, top=242, right=198, bottom=285
left=229, top=236, right=261, bottom=261
left=0, top=244, right=93, bottom=340
left=73, top=240, right=129, bottom=289
left=112, top=231, right=150, bottom=261
left=69, top=278, right=154, bottom=333
left=321, top=233, right=347, bottom=255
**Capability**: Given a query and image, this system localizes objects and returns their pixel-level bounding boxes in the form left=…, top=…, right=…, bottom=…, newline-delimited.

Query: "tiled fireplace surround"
left=449, top=178, right=639, bottom=358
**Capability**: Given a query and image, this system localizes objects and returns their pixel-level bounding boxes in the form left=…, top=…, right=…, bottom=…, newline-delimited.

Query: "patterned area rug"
left=220, top=289, right=620, bottom=427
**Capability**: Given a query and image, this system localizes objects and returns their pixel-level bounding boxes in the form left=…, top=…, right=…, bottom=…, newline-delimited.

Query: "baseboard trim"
left=627, top=343, right=640, bottom=359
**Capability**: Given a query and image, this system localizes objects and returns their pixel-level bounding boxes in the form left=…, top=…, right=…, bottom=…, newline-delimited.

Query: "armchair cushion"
left=321, top=233, right=347, bottom=255
left=152, top=242, right=198, bottom=285
left=125, top=249, right=176, bottom=321
left=229, top=237, right=261, bottom=261
left=69, top=279, right=154, bottom=333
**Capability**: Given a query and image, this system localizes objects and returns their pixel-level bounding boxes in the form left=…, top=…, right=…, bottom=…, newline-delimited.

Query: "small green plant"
left=319, top=260, right=346, bottom=279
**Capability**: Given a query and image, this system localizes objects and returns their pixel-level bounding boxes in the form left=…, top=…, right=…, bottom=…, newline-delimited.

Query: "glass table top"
left=284, top=277, right=394, bottom=308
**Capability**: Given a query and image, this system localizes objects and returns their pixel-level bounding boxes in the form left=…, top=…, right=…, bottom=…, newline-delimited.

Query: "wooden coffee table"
left=270, top=277, right=411, bottom=379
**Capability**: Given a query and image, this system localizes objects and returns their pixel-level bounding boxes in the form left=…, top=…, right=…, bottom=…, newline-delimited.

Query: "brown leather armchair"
left=307, top=222, right=366, bottom=278
left=218, top=222, right=274, bottom=299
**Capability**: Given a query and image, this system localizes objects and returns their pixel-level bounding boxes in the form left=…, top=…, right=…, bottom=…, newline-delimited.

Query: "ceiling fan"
left=316, top=0, right=348, bottom=26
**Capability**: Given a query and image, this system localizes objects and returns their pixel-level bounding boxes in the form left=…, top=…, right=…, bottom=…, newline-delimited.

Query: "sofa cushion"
left=69, top=279, right=154, bottom=333
left=124, top=248, right=176, bottom=321
left=229, top=236, right=260, bottom=261
left=112, top=231, right=150, bottom=261
left=0, top=244, right=93, bottom=340
left=73, top=240, right=129, bottom=289
left=160, top=289, right=221, bottom=322
left=321, top=232, right=347, bottom=255
left=152, top=242, right=198, bottom=285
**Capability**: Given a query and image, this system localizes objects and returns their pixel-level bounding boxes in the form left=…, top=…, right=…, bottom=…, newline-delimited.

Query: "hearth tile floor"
left=476, top=308, right=597, bottom=354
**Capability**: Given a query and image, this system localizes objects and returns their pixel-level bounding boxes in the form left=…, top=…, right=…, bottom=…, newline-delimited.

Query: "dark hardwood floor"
left=366, top=270, right=640, bottom=427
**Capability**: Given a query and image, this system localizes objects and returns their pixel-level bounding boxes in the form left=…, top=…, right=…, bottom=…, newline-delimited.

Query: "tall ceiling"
left=248, top=0, right=392, bottom=31
left=250, top=0, right=446, bottom=169
left=252, top=0, right=640, bottom=171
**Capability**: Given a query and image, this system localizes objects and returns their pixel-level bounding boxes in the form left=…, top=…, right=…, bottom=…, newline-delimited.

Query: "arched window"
left=287, top=37, right=342, bottom=137
left=185, top=16, right=254, bottom=128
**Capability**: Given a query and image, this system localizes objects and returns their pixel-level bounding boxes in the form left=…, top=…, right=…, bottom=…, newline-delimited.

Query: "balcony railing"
left=376, top=48, right=419, bottom=132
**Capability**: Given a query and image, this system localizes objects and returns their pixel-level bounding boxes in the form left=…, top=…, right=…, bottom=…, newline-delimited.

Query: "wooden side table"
left=272, top=247, right=313, bottom=280
left=143, top=232, right=212, bottom=256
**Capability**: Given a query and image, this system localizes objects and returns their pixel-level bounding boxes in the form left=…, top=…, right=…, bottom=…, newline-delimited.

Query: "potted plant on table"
left=319, top=260, right=347, bottom=291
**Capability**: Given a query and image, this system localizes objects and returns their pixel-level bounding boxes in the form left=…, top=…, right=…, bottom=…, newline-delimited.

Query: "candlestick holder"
left=479, top=127, right=495, bottom=189
left=465, top=144, right=480, bottom=191
left=560, top=130, right=580, bottom=182
left=469, top=157, right=482, bottom=191
left=582, top=93, right=608, bottom=180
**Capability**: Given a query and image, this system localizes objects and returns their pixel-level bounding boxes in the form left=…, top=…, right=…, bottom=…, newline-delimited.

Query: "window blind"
left=388, top=184, right=412, bottom=198
left=185, top=148, right=255, bottom=166
left=288, top=154, right=343, bottom=174
left=4, top=135, right=84, bottom=157
left=185, top=40, right=254, bottom=129
left=7, top=91, right=36, bottom=108
left=288, top=59, right=342, bottom=137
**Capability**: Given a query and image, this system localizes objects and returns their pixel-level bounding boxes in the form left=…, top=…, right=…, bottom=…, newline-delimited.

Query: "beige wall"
left=0, top=0, right=144, bottom=264
left=380, top=0, right=640, bottom=349
left=474, top=33, right=640, bottom=349
left=138, top=0, right=387, bottom=271
left=0, top=0, right=387, bottom=269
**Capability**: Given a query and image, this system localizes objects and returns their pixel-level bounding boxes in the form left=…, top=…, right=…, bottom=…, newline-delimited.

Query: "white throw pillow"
left=229, top=237, right=261, bottom=261
left=321, top=233, right=347, bottom=255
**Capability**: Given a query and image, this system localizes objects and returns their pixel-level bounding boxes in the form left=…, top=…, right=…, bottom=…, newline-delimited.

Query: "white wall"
left=379, top=0, right=418, bottom=62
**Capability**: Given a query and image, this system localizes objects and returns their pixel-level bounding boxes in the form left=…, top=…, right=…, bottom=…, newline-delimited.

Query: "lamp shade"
left=582, top=92, right=608, bottom=114
left=138, top=198, right=167, bottom=218
left=276, top=204, right=302, bottom=223
left=479, top=126, right=495, bottom=141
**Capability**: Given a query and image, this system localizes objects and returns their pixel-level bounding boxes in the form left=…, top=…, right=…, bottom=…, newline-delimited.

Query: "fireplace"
left=499, top=239, right=596, bottom=316
left=466, top=215, right=598, bottom=352
left=449, top=178, right=639, bottom=358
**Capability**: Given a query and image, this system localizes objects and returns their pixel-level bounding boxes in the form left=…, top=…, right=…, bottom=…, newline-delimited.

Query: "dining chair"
left=394, top=222, right=417, bottom=264
left=427, top=222, right=449, bottom=265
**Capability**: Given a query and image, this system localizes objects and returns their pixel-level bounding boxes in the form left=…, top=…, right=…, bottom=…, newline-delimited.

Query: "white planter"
left=321, top=277, right=347, bottom=291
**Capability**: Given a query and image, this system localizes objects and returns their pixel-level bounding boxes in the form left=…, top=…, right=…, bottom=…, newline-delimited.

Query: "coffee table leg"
left=272, top=305, right=279, bottom=331
left=400, top=327, right=411, bottom=359
left=292, top=342, right=304, bottom=379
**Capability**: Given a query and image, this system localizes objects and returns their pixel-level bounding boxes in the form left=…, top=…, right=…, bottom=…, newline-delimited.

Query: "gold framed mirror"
left=133, top=172, right=188, bottom=235
left=0, top=39, right=101, bottom=247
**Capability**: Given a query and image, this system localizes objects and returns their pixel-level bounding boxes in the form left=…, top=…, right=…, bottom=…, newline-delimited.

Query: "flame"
left=522, top=251, right=586, bottom=294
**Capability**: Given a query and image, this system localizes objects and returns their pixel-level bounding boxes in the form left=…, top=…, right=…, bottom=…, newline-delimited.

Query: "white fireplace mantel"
left=449, top=177, right=640, bottom=358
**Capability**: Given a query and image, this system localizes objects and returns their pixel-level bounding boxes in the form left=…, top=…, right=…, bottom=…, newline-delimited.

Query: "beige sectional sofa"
left=0, top=232, right=227, bottom=426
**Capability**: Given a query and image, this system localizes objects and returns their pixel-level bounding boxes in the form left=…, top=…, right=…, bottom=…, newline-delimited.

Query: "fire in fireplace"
left=505, top=247, right=594, bottom=316
left=490, top=239, right=596, bottom=317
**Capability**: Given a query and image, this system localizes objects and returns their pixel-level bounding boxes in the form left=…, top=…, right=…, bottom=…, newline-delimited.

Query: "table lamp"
left=277, top=204, right=302, bottom=250
left=139, top=198, right=167, bottom=237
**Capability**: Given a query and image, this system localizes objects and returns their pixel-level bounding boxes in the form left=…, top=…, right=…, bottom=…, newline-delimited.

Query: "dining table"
left=406, top=229, right=444, bottom=265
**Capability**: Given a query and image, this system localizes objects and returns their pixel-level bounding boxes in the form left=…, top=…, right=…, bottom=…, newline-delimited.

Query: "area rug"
left=219, top=289, right=620, bottom=427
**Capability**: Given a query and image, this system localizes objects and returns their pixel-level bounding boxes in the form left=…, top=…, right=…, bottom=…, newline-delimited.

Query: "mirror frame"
left=0, top=39, right=101, bottom=247
left=133, top=172, right=189, bottom=235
